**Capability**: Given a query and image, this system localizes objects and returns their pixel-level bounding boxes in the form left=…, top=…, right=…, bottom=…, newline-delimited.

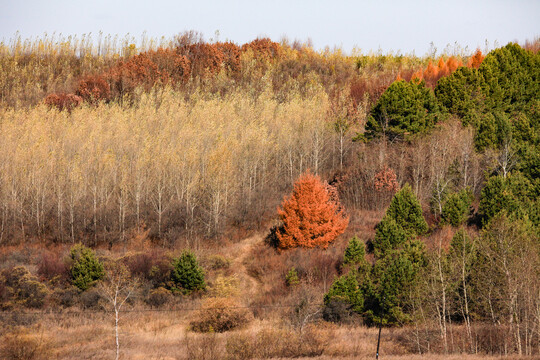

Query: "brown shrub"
left=190, top=298, right=252, bottom=333
left=241, top=38, right=282, bottom=61
left=1, top=267, right=49, bottom=309
left=125, top=250, right=169, bottom=280
left=0, top=330, right=53, bottom=360
left=37, top=251, right=68, bottom=282
left=225, top=333, right=256, bottom=360
left=216, top=42, right=241, bottom=75
left=76, top=74, right=111, bottom=103
left=145, top=286, right=173, bottom=308
left=43, top=92, right=82, bottom=112
left=178, top=43, right=224, bottom=78
left=226, top=326, right=329, bottom=359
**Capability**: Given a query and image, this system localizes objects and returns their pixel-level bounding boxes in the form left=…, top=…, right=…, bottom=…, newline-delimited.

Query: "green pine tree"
left=70, top=243, right=105, bottom=291
left=170, top=251, right=206, bottom=293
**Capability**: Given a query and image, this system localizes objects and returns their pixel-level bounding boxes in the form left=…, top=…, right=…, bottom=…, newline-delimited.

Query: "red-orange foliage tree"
left=276, top=172, right=348, bottom=250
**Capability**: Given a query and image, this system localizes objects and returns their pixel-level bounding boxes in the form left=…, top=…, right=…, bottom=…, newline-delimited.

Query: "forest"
left=0, top=32, right=538, bottom=359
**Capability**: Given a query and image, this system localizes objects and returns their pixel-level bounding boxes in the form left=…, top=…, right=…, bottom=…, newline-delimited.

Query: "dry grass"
left=2, top=314, right=536, bottom=359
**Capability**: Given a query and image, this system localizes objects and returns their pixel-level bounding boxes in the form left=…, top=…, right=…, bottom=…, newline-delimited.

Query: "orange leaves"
left=467, top=49, right=485, bottom=69
left=410, top=56, right=464, bottom=88
left=403, top=51, right=484, bottom=88
left=276, top=172, right=348, bottom=250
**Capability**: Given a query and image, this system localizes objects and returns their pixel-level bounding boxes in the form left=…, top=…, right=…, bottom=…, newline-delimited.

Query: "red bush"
left=76, top=74, right=111, bottom=103
left=44, top=93, right=82, bottom=112
left=241, top=38, right=282, bottom=61
left=37, top=251, right=68, bottom=281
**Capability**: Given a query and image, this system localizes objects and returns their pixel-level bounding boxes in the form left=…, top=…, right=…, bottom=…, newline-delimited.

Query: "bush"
left=69, top=244, right=104, bottom=291
left=80, top=288, right=104, bottom=310
left=343, top=236, right=368, bottom=269
left=190, top=298, right=252, bottom=333
left=37, top=251, right=68, bottom=282
left=385, top=183, right=428, bottom=236
left=170, top=251, right=205, bottom=293
left=76, top=74, right=111, bottom=103
left=0, top=267, right=49, bottom=309
left=145, top=287, right=173, bottom=308
left=52, top=287, right=80, bottom=308
left=226, top=333, right=256, bottom=360
left=205, top=254, right=231, bottom=271
left=184, top=332, right=221, bottom=360
left=44, top=92, right=82, bottom=112
left=324, top=270, right=364, bottom=319
left=285, top=267, right=300, bottom=287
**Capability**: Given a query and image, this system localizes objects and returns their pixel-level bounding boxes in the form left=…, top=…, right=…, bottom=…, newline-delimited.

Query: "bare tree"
left=98, top=261, right=138, bottom=360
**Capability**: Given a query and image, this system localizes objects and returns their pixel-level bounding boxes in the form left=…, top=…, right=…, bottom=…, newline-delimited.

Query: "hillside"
left=0, top=34, right=538, bottom=359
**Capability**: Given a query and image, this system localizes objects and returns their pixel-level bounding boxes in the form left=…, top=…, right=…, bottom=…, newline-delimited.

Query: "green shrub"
left=69, top=244, right=105, bottom=291
left=170, top=250, right=205, bottom=293
left=285, top=267, right=300, bottom=287
left=385, top=184, right=428, bottom=236
left=324, top=270, right=364, bottom=321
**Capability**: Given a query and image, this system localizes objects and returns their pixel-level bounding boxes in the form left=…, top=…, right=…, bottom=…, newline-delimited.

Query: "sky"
left=1, top=0, right=539, bottom=55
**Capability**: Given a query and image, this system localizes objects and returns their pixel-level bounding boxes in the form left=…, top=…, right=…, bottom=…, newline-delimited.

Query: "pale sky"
left=1, top=0, right=539, bottom=55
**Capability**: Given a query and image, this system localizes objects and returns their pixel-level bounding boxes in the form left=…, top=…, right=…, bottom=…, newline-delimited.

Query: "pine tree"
left=170, top=251, right=206, bottom=293
left=70, top=243, right=105, bottom=291
left=385, top=184, right=428, bottom=236
left=276, top=172, right=348, bottom=249
left=343, top=236, right=366, bottom=266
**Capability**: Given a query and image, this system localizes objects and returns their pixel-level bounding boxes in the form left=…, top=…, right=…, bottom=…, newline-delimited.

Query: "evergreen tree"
left=170, top=251, right=206, bottom=293
left=364, top=79, right=441, bottom=140
left=385, top=184, right=428, bottom=236
left=441, top=189, right=473, bottom=227
left=343, top=236, right=367, bottom=267
left=372, top=217, right=409, bottom=258
left=479, top=172, right=535, bottom=226
left=70, top=243, right=105, bottom=291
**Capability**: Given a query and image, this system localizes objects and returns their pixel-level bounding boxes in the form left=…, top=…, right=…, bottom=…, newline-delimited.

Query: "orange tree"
left=276, top=172, right=348, bottom=249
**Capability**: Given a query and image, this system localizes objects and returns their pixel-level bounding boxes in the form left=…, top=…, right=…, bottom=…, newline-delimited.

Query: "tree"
left=364, top=79, right=441, bottom=141
left=170, top=250, right=206, bottom=293
left=343, top=236, right=368, bottom=268
left=479, top=172, right=535, bottom=226
left=323, top=269, right=364, bottom=322
left=98, top=261, right=138, bottom=360
left=276, top=172, right=348, bottom=249
left=441, top=189, right=473, bottom=227
left=69, top=244, right=105, bottom=291
left=385, top=184, right=428, bottom=237
left=372, top=217, right=409, bottom=258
